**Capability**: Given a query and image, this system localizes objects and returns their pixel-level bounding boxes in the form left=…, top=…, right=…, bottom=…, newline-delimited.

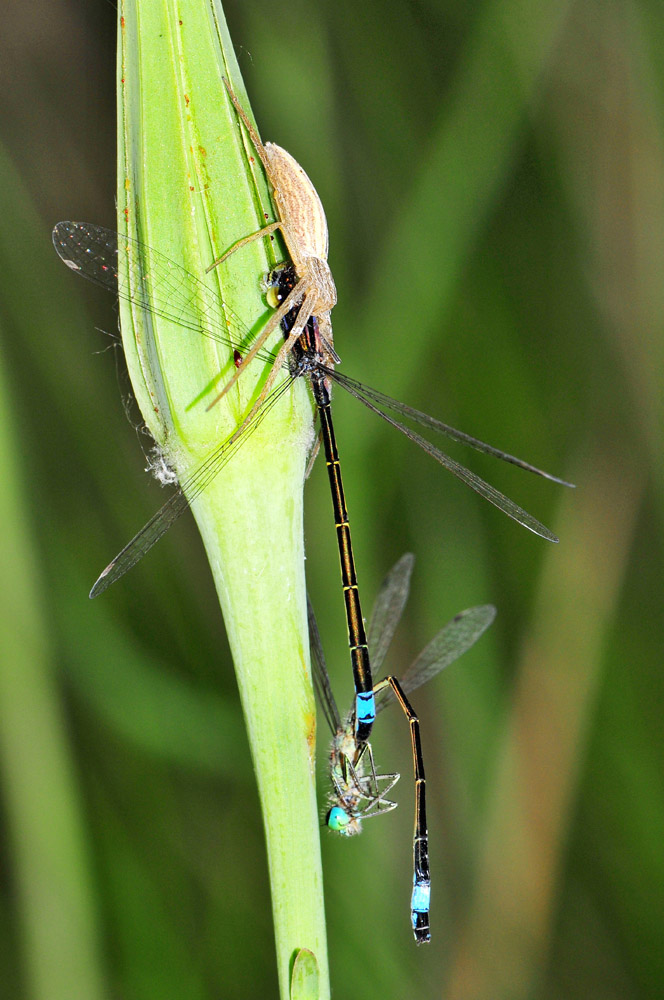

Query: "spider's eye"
left=266, top=284, right=281, bottom=309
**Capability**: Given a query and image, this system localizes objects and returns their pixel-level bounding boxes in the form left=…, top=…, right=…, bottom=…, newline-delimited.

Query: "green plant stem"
left=116, top=1, right=328, bottom=995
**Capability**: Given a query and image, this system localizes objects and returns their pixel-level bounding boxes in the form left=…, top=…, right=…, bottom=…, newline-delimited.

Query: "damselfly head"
left=326, top=805, right=361, bottom=837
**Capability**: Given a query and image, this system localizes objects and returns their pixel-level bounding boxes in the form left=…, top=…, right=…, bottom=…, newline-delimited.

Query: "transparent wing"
left=367, top=553, right=415, bottom=675
left=89, top=375, right=294, bottom=597
left=375, top=604, right=496, bottom=713
left=326, top=369, right=565, bottom=543
left=307, top=596, right=342, bottom=736
left=52, top=221, right=278, bottom=364
left=329, top=369, right=574, bottom=487
left=53, top=220, right=297, bottom=597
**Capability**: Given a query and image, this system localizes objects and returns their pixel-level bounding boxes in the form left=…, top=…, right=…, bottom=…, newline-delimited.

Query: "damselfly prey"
left=54, top=81, right=570, bottom=749
left=207, top=80, right=376, bottom=742
left=308, top=552, right=496, bottom=943
left=53, top=216, right=569, bottom=742
left=207, top=80, right=568, bottom=754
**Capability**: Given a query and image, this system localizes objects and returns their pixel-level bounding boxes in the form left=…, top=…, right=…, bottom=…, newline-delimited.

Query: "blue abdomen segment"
left=411, top=880, right=431, bottom=944
left=354, top=691, right=376, bottom=742
left=411, top=880, right=431, bottom=914
left=356, top=691, right=376, bottom=723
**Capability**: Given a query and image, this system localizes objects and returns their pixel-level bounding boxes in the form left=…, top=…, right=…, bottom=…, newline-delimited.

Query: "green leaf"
left=290, top=948, right=320, bottom=1000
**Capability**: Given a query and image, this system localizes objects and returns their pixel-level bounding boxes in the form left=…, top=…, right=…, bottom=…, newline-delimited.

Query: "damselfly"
left=53, top=214, right=569, bottom=736
left=208, top=80, right=376, bottom=742
left=54, top=82, right=570, bottom=749
left=209, top=80, right=568, bottom=753
left=308, top=552, right=496, bottom=943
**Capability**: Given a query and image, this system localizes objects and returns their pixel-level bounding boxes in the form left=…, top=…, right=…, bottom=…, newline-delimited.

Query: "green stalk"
left=116, top=1, right=327, bottom=995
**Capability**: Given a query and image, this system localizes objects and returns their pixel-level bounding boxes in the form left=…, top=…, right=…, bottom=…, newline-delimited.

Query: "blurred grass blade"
left=54, top=553, right=247, bottom=773
left=357, top=0, right=575, bottom=398
left=0, top=335, right=105, bottom=1000
left=446, top=451, right=644, bottom=1000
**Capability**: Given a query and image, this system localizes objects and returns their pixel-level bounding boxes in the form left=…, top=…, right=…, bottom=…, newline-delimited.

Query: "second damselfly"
left=308, top=552, right=496, bottom=942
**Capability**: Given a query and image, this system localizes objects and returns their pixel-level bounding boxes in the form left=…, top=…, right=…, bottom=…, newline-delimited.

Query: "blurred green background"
left=1, top=1, right=662, bottom=998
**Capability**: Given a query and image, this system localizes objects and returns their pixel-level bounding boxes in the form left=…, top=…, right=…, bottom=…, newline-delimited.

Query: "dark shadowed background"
left=0, top=1, right=662, bottom=998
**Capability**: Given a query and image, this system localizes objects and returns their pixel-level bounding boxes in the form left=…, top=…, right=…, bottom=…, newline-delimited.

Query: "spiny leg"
left=206, top=222, right=283, bottom=273
left=243, top=292, right=317, bottom=410
left=206, top=276, right=310, bottom=409
left=223, top=77, right=272, bottom=173
left=356, top=745, right=401, bottom=812
left=222, top=291, right=316, bottom=434
left=209, top=81, right=294, bottom=278
left=343, top=745, right=399, bottom=810
left=316, top=312, right=338, bottom=365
